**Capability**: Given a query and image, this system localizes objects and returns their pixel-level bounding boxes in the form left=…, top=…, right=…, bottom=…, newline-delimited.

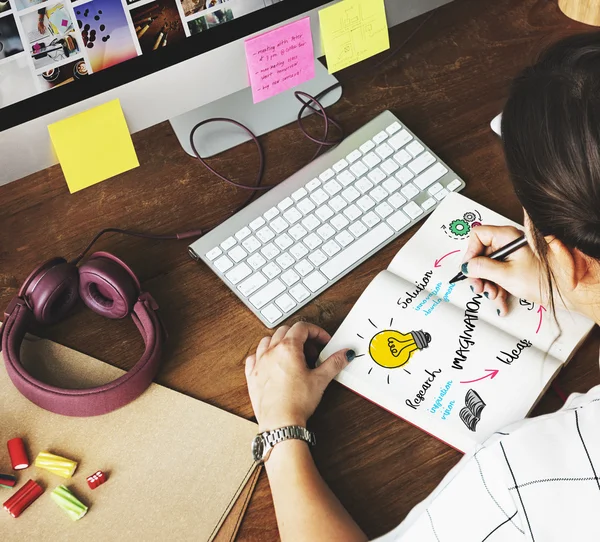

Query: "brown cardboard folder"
left=0, top=334, right=259, bottom=540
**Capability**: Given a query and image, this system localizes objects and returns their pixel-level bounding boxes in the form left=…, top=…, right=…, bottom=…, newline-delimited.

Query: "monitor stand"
left=170, top=62, right=342, bottom=159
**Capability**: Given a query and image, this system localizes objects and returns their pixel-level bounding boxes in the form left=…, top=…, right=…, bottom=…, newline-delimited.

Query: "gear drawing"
left=449, top=219, right=470, bottom=236
left=463, top=212, right=477, bottom=222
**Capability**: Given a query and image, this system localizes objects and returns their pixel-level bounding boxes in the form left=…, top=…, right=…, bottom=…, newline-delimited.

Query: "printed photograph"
left=75, top=0, right=137, bottom=72
left=179, top=0, right=232, bottom=19
left=21, top=4, right=80, bottom=70
left=0, top=14, right=23, bottom=62
left=187, top=7, right=232, bottom=36
left=12, top=0, right=44, bottom=11
left=0, top=55, right=36, bottom=107
left=0, top=0, right=11, bottom=13
left=38, top=57, right=88, bottom=89
left=130, top=0, right=185, bottom=54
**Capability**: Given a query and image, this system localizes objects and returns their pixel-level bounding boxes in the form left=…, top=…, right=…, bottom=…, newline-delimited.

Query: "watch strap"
left=263, top=425, right=316, bottom=449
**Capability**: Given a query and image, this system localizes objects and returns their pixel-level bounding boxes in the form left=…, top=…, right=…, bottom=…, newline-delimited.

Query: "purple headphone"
left=1, top=249, right=170, bottom=417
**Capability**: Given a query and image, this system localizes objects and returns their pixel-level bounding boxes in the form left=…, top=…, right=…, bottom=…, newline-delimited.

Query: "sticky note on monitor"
left=48, top=99, right=139, bottom=194
left=319, top=0, right=390, bottom=74
left=244, top=16, right=315, bottom=104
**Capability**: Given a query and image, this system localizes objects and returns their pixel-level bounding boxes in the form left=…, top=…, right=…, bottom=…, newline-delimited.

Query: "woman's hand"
left=37, top=20, right=46, bottom=34
left=462, top=225, right=544, bottom=315
left=245, top=322, right=352, bottom=432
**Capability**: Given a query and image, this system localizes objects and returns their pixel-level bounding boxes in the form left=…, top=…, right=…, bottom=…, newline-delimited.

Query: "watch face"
left=251, top=435, right=264, bottom=461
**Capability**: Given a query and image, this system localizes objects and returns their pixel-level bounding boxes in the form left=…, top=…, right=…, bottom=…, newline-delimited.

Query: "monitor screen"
left=0, top=0, right=329, bottom=130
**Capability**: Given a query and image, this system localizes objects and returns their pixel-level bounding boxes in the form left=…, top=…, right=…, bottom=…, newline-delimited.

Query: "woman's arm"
left=245, top=322, right=366, bottom=542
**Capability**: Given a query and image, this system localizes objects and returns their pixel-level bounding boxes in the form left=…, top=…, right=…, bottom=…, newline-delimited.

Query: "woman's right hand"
left=461, top=225, right=544, bottom=315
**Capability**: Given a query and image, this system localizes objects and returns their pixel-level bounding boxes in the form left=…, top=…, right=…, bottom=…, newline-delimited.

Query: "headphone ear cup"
left=22, top=259, right=80, bottom=325
left=78, top=254, right=139, bottom=319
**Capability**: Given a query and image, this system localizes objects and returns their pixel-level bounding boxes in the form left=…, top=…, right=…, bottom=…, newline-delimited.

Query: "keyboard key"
left=263, top=262, right=282, bottom=279
left=206, top=247, right=222, bottom=261
left=242, top=236, right=261, bottom=253
left=375, top=143, right=394, bottom=160
left=308, top=249, right=327, bottom=266
left=350, top=161, right=369, bottom=178
left=275, top=293, right=297, bottom=313
left=302, top=214, right=320, bottom=231
left=343, top=204, right=362, bottom=221
left=386, top=122, right=402, bottom=135
left=435, top=188, right=450, bottom=200
left=290, top=283, right=310, bottom=303
left=256, top=226, right=275, bottom=243
left=319, top=168, right=335, bottom=182
left=329, top=195, right=347, bottom=213
left=324, top=180, right=342, bottom=196
left=388, top=130, right=412, bottom=150
left=346, top=149, right=362, bottom=163
left=290, top=243, right=309, bottom=260
left=395, top=167, right=414, bottom=184
left=304, top=233, right=322, bottom=250
left=292, top=187, right=307, bottom=201
left=238, top=272, right=267, bottom=297
left=248, top=253, right=266, bottom=270
left=409, top=152, right=436, bottom=175
left=428, top=182, right=443, bottom=196
left=388, top=192, right=407, bottom=209
left=335, top=230, right=354, bottom=247
left=322, top=240, right=341, bottom=256
left=362, top=211, right=381, bottom=228
left=337, top=170, right=355, bottom=186
left=228, top=245, right=247, bottom=263
left=322, top=223, right=394, bottom=280
left=315, top=205, right=334, bottom=222
left=383, top=177, right=401, bottom=193
left=317, top=223, right=336, bottom=240
left=289, top=224, right=308, bottom=240
left=422, top=197, right=436, bottom=211
left=295, top=259, right=314, bottom=276
left=362, top=152, right=381, bottom=168
left=357, top=195, right=375, bottom=211
left=375, top=202, right=394, bottom=219
left=370, top=186, right=388, bottom=203
left=235, top=227, right=251, bottom=241
left=330, top=214, right=349, bottom=231
left=311, top=188, right=329, bottom=206
left=349, top=221, right=368, bottom=238
left=447, top=179, right=462, bottom=191
left=264, top=207, right=279, bottom=221
left=226, top=262, right=252, bottom=285
left=276, top=253, right=295, bottom=270
left=306, top=178, right=321, bottom=192
left=261, top=243, right=280, bottom=259
left=340, top=186, right=359, bottom=204
left=406, top=140, right=425, bottom=157
left=367, top=167, right=386, bottom=184
left=387, top=210, right=410, bottom=231
left=281, top=269, right=300, bottom=286
left=214, top=254, right=234, bottom=274
left=381, top=159, right=399, bottom=175
left=250, top=279, right=286, bottom=309
left=262, top=303, right=283, bottom=324
left=297, top=197, right=316, bottom=215
left=278, top=197, right=294, bottom=212
left=373, top=130, right=389, bottom=144
left=359, top=140, right=375, bottom=154
left=403, top=201, right=424, bottom=219
left=275, top=233, right=294, bottom=250
left=270, top=217, right=288, bottom=234
left=304, top=271, right=327, bottom=293
left=414, top=163, right=448, bottom=190
left=221, top=237, right=236, bottom=251
left=356, top=177, right=373, bottom=194
left=250, top=217, right=266, bottom=231
left=401, top=183, right=419, bottom=200
left=393, top=149, right=412, bottom=166
left=283, top=208, right=302, bottom=225
left=333, top=159, right=349, bottom=173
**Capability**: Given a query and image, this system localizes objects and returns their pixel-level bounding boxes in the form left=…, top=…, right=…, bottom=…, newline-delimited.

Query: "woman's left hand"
left=245, top=322, right=352, bottom=432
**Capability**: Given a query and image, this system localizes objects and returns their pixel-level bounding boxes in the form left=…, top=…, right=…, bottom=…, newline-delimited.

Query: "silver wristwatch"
left=251, top=425, right=316, bottom=464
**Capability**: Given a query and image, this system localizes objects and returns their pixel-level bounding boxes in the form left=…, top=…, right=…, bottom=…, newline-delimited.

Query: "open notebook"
left=319, top=193, right=594, bottom=453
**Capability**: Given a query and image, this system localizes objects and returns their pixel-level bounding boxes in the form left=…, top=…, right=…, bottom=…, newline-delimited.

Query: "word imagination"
left=496, top=338, right=533, bottom=365
left=397, top=270, right=433, bottom=309
left=406, top=368, right=442, bottom=410
left=451, top=293, right=483, bottom=370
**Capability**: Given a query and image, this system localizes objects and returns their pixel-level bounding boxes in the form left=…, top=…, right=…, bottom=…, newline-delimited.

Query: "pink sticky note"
left=244, top=17, right=315, bottom=104
left=61, top=19, right=68, bottom=27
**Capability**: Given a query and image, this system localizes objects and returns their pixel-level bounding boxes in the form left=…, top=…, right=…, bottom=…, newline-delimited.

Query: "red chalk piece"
left=0, top=474, right=17, bottom=488
left=7, top=438, right=29, bottom=470
left=3, top=479, right=44, bottom=518
left=86, top=470, right=107, bottom=489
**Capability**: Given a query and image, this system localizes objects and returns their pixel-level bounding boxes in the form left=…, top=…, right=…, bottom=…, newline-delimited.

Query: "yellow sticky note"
left=319, top=0, right=390, bottom=74
left=48, top=99, right=139, bottom=194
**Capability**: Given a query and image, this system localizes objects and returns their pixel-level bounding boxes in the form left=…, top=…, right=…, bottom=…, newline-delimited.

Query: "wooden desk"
left=1, top=0, right=598, bottom=539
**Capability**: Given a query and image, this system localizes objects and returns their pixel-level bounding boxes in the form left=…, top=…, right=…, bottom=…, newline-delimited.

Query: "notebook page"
left=319, top=270, right=563, bottom=453
left=386, top=193, right=594, bottom=362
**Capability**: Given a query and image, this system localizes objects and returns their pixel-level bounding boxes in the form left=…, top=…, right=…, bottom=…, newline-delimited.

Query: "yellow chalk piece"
left=319, top=0, right=390, bottom=74
left=48, top=99, right=139, bottom=194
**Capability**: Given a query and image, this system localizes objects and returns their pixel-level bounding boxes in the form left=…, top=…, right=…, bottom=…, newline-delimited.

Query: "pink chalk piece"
left=32, top=43, right=41, bottom=53
left=244, top=16, right=315, bottom=104
left=61, top=19, right=68, bottom=27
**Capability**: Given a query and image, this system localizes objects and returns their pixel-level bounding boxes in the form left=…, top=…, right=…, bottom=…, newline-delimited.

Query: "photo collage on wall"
left=0, top=0, right=283, bottom=109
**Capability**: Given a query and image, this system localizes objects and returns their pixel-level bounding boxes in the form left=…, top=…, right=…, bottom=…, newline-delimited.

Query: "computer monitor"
left=0, top=0, right=452, bottom=186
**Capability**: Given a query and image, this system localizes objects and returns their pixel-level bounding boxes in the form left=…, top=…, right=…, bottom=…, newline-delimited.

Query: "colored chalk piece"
left=86, top=470, right=107, bottom=489
left=0, top=474, right=17, bottom=488
left=319, top=0, right=390, bottom=73
left=61, top=19, right=68, bottom=26
left=7, top=438, right=29, bottom=470
left=34, top=452, right=78, bottom=479
left=48, top=99, right=140, bottom=193
left=3, top=480, right=44, bottom=518
left=51, top=485, right=88, bottom=521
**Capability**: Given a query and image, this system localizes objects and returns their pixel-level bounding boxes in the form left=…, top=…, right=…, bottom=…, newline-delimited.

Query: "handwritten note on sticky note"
left=48, top=99, right=139, bottom=194
left=319, top=0, right=390, bottom=74
left=245, top=17, right=315, bottom=104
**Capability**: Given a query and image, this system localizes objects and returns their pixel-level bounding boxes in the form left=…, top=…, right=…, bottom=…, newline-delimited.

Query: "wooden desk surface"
left=2, top=0, right=599, bottom=539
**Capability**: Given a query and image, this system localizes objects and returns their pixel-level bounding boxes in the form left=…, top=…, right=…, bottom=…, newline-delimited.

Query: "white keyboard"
left=189, top=111, right=465, bottom=328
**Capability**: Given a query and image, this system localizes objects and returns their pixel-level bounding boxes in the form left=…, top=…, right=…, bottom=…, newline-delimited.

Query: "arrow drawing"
left=459, top=369, right=499, bottom=385
left=535, top=305, right=547, bottom=334
left=434, top=250, right=461, bottom=268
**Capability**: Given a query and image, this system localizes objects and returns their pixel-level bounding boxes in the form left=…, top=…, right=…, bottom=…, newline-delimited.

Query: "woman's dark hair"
left=502, top=31, right=600, bottom=312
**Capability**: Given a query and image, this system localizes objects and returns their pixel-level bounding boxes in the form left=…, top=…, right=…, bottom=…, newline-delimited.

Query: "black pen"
left=449, top=235, right=528, bottom=284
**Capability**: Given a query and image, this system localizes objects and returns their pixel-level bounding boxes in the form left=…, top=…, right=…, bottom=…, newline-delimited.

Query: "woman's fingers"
left=285, top=322, right=331, bottom=346
left=482, top=281, right=499, bottom=301
left=269, top=326, right=290, bottom=348
left=495, top=288, right=510, bottom=316
left=463, top=225, right=524, bottom=262
left=256, top=335, right=272, bottom=360
left=245, top=354, right=256, bottom=378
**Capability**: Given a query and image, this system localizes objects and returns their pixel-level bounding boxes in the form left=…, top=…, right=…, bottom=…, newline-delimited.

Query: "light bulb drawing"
left=369, top=329, right=432, bottom=369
